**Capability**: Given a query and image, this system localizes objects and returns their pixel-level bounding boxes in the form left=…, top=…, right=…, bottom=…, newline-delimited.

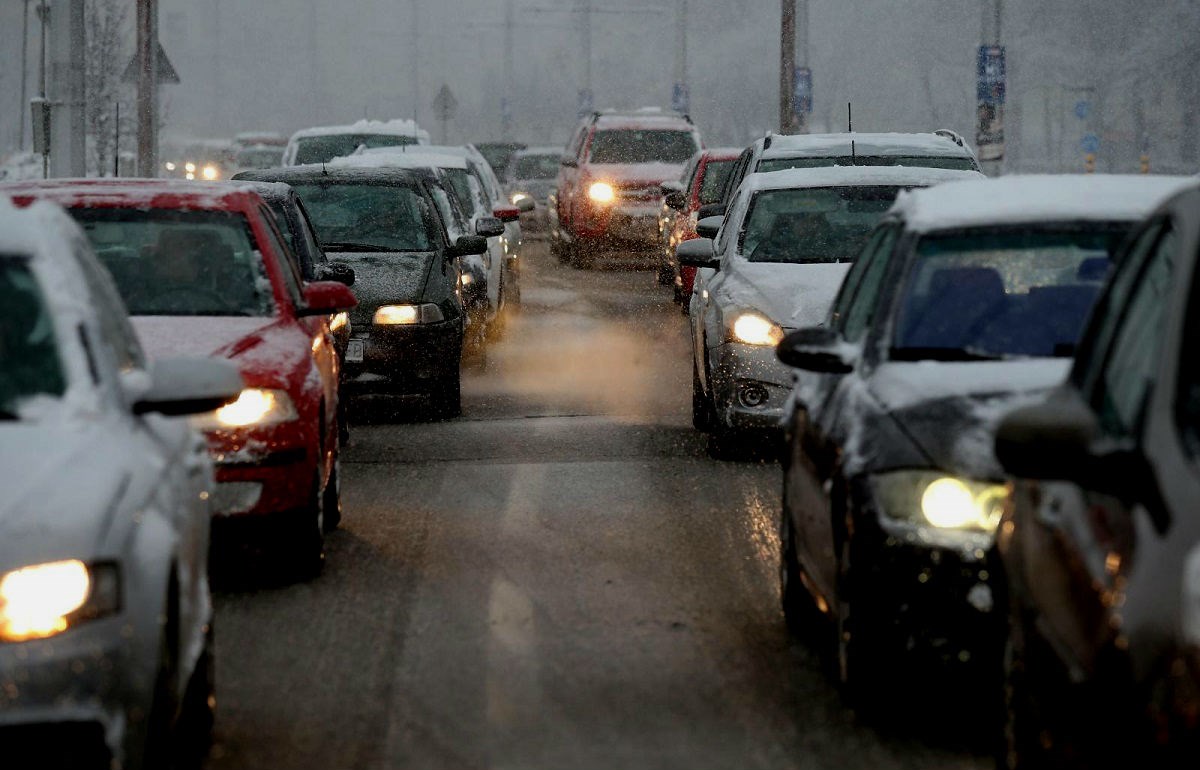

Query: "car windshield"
left=511, top=154, right=560, bottom=180
left=698, top=159, right=737, bottom=205
left=757, top=155, right=977, bottom=173
left=741, top=186, right=906, bottom=263
left=588, top=130, right=699, bottom=164
left=70, top=209, right=276, bottom=317
left=236, top=147, right=284, bottom=169
left=292, top=182, right=435, bottom=252
left=0, top=257, right=66, bottom=416
left=294, top=133, right=420, bottom=165
left=892, top=225, right=1131, bottom=360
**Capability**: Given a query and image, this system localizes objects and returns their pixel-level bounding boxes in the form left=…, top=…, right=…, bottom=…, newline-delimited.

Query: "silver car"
left=0, top=198, right=242, bottom=768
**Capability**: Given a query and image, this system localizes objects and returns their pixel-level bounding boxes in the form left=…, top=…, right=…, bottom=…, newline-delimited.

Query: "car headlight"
left=192, top=388, right=298, bottom=429
left=330, top=311, right=349, bottom=332
left=164, top=161, right=177, bottom=172
left=871, top=471, right=1006, bottom=533
left=460, top=272, right=474, bottom=286
left=728, top=311, right=784, bottom=346
left=0, top=561, right=120, bottom=643
left=184, top=162, right=196, bottom=173
left=374, top=303, right=444, bottom=325
left=588, top=182, right=616, bottom=204
left=201, top=164, right=220, bottom=181
left=511, top=192, right=531, bottom=205
left=1184, top=545, right=1200, bottom=646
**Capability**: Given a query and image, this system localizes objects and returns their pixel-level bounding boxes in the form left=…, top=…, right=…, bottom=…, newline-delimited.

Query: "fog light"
left=737, top=383, right=770, bottom=409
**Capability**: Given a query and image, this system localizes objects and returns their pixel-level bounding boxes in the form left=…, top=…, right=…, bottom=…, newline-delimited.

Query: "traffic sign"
left=432, top=85, right=459, bottom=123
left=1081, top=133, right=1101, bottom=154
left=1074, top=100, right=1091, bottom=120
left=976, top=46, right=1006, bottom=105
left=121, top=41, right=181, bottom=85
left=794, top=67, right=813, bottom=114
left=671, top=83, right=690, bottom=114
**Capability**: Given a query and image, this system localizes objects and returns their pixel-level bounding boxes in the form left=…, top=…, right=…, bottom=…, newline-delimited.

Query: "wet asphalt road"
left=205, top=243, right=990, bottom=770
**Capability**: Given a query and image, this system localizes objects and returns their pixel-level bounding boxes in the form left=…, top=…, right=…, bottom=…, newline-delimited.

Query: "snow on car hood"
left=0, top=422, right=129, bottom=569
left=721, top=261, right=852, bottom=330
left=865, top=359, right=1071, bottom=478
left=587, top=162, right=685, bottom=187
left=328, top=251, right=436, bottom=324
left=131, top=315, right=310, bottom=387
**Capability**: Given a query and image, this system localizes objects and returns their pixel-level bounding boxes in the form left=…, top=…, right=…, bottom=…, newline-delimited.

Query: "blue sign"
left=794, top=67, right=813, bottom=114
left=1074, top=101, right=1091, bottom=121
left=671, top=82, right=690, bottom=114
left=577, top=88, right=594, bottom=118
left=1081, top=133, right=1101, bottom=154
left=977, top=46, right=1006, bottom=106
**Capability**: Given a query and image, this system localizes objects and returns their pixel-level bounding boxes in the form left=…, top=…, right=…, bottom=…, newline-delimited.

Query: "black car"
left=774, top=176, right=1169, bottom=703
left=233, top=166, right=487, bottom=418
left=994, top=183, right=1200, bottom=768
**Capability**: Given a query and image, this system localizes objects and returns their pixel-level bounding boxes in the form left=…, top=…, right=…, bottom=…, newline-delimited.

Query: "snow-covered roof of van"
left=288, top=119, right=430, bottom=142
left=761, top=132, right=974, bottom=160
left=893, top=174, right=1196, bottom=233
left=744, top=165, right=984, bottom=193
left=331, top=150, right=467, bottom=171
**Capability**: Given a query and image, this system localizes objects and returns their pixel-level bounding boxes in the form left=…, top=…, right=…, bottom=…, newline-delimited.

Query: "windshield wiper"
left=320, top=242, right=405, bottom=253
left=889, top=346, right=1006, bottom=362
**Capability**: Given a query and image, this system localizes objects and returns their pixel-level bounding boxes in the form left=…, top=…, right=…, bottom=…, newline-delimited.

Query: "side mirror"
left=130, top=358, right=244, bottom=416
left=560, top=156, right=579, bottom=168
left=665, top=190, right=687, bottom=212
left=695, top=216, right=723, bottom=240
left=776, top=327, right=855, bottom=374
left=513, top=196, right=536, bottom=213
left=676, top=238, right=719, bottom=269
left=475, top=217, right=506, bottom=237
left=299, top=280, right=358, bottom=316
left=448, top=235, right=489, bottom=257
left=317, top=262, right=355, bottom=287
left=698, top=203, right=726, bottom=220
left=994, top=390, right=1099, bottom=481
left=493, top=205, right=521, bottom=222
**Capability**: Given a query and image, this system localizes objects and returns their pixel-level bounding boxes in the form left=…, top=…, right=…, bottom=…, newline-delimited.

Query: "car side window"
left=1093, top=225, right=1177, bottom=438
left=70, top=236, right=144, bottom=372
left=294, top=199, right=328, bottom=274
left=831, top=227, right=887, bottom=329
left=258, top=208, right=306, bottom=308
left=839, top=226, right=899, bottom=341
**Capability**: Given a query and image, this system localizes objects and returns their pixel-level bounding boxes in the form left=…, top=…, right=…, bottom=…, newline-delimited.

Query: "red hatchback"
left=4, top=179, right=357, bottom=577
left=660, top=147, right=741, bottom=303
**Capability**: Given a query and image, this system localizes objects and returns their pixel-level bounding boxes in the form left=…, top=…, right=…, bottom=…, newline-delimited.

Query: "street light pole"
left=674, top=0, right=687, bottom=107
left=503, top=0, right=514, bottom=139
left=136, top=0, right=159, bottom=178
left=780, top=0, right=796, bottom=134
left=19, top=0, right=31, bottom=150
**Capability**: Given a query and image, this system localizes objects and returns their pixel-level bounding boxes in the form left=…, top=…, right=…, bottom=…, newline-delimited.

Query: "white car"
left=0, top=197, right=242, bottom=767
left=682, top=165, right=984, bottom=456
left=281, top=118, right=431, bottom=166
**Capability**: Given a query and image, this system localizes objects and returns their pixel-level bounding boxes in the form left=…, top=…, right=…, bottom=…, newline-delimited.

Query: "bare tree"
left=84, top=0, right=129, bottom=176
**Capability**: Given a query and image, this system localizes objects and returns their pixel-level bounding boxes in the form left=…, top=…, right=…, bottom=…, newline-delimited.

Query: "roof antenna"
left=848, top=102, right=857, bottom=165
left=322, top=161, right=329, bottom=176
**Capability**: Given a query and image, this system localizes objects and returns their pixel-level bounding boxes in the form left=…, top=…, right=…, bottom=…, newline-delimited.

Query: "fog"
left=2, top=0, right=1197, bottom=173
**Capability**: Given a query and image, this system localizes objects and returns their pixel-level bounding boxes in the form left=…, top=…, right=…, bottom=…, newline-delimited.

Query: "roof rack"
left=588, top=109, right=693, bottom=125
left=933, top=129, right=967, bottom=148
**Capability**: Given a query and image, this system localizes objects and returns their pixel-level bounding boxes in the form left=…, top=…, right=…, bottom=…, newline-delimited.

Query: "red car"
left=4, top=179, right=357, bottom=577
left=659, top=147, right=741, bottom=303
left=550, top=109, right=702, bottom=267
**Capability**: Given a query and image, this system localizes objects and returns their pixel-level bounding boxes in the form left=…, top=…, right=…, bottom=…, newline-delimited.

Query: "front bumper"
left=710, top=342, right=794, bottom=432
left=205, top=427, right=313, bottom=519
left=571, top=203, right=662, bottom=249
left=342, top=320, right=461, bottom=392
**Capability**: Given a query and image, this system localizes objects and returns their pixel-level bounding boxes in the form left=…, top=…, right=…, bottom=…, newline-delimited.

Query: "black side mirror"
left=665, top=191, right=687, bottom=211
left=448, top=235, right=489, bottom=258
left=676, top=238, right=718, bottom=269
left=698, top=203, right=726, bottom=220
left=318, top=262, right=356, bottom=287
left=475, top=217, right=505, bottom=238
left=560, top=156, right=579, bottom=168
left=994, top=391, right=1098, bottom=481
left=695, top=216, right=723, bottom=240
left=514, top=196, right=536, bottom=213
left=776, top=327, right=854, bottom=374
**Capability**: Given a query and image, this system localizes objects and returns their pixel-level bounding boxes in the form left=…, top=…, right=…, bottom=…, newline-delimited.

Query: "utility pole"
left=673, top=0, right=688, bottom=113
left=19, top=0, right=31, bottom=150
left=136, top=0, right=160, bottom=177
left=48, top=0, right=86, bottom=178
left=795, top=0, right=808, bottom=133
left=412, top=0, right=421, bottom=129
left=502, top=0, right=514, bottom=139
left=780, top=0, right=796, bottom=134
left=581, top=0, right=593, bottom=114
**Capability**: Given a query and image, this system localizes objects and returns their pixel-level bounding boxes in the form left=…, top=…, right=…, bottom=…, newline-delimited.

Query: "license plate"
left=346, top=339, right=365, bottom=363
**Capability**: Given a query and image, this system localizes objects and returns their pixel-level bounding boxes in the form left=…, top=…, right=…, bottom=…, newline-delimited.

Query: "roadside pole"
left=19, top=0, right=30, bottom=150
left=136, top=0, right=159, bottom=178
left=780, top=0, right=795, bottom=134
left=48, top=0, right=86, bottom=178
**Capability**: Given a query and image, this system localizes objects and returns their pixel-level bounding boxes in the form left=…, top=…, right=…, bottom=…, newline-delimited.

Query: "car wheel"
left=429, top=366, right=462, bottom=420
left=691, top=362, right=713, bottom=432
left=141, top=589, right=179, bottom=769
left=780, top=508, right=821, bottom=638
left=487, top=286, right=507, bottom=343
left=290, top=472, right=326, bottom=580
left=322, top=450, right=342, bottom=533
left=999, top=620, right=1052, bottom=770
left=657, top=263, right=673, bottom=285
left=176, top=618, right=216, bottom=767
left=551, top=237, right=569, bottom=264
left=835, top=534, right=884, bottom=709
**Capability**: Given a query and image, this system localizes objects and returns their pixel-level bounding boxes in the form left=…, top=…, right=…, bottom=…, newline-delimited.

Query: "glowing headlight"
left=461, top=272, right=474, bottom=286
left=511, top=192, right=531, bottom=205
left=184, top=162, right=196, bottom=173
left=201, top=164, right=219, bottom=181
left=871, top=471, right=1006, bottom=534
left=730, top=312, right=784, bottom=346
left=330, top=311, right=349, bottom=332
left=164, top=161, right=177, bottom=171
left=1184, top=545, right=1200, bottom=646
left=0, top=560, right=92, bottom=642
left=374, top=303, right=444, bottom=325
left=588, top=182, right=616, bottom=204
left=193, top=388, right=297, bottom=429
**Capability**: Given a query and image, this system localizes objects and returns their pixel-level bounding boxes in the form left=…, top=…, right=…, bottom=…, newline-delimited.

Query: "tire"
left=176, top=619, right=216, bottom=768
left=835, top=534, right=885, bottom=710
left=780, top=509, right=821, bottom=638
left=657, top=263, right=673, bottom=285
left=692, top=362, right=713, bottom=432
left=322, top=451, right=342, bottom=533
left=141, top=588, right=179, bottom=770
left=289, top=473, right=326, bottom=580
left=999, top=622, right=1050, bottom=770
left=429, top=365, right=462, bottom=419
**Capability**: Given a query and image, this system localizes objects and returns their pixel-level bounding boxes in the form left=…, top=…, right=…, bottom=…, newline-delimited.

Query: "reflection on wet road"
left=205, top=243, right=988, bottom=770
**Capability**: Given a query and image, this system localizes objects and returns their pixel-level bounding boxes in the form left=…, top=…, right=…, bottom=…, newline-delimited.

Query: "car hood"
left=720, top=261, right=852, bottom=330
left=327, top=251, right=436, bottom=325
left=131, top=315, right=309, bottom=388
left=587, top=162, right=686, bottom=188
left=0, top=422, right=130, bottom=570
left=862, top=360, right=1072, bottom=478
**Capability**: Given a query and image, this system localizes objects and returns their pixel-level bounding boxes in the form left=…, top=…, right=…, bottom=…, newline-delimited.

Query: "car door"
left=692, top=196, right=740, bottom=393
left=1021, top=219, right=1178, bottom=675
left=559, top=125, right=588, bottom=231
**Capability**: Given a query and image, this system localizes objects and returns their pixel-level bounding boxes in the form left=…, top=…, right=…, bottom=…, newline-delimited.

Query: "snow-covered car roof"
left=512, top=146, right=567, bottom=158
left=0, top=178, right=267, bottom=211
left=591, top=110, right=696, bottom=131
left=743, top=165, right=984, bottom=194
left=233, top=165, right=428, bottom=184
left=288, top=118, right=430, bottom=143
left=893, top=174, right=1198, bottom=233
left=761, top=132, right=975, bottom=161
left=332, top=149, right=468, bottom=171
left=703, top=147, right=745, bottom=158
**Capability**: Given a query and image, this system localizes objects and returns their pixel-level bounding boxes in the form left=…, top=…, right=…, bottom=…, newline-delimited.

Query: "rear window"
left=741, top=186, right=907, bottom=264
left=236, top=147, right=284, bottom=169
left=294, top=133, right=420, bottom=165
left=757, top=155, right=977, bottom=173
left=292, top=182, right=435, bottom=253
left=588, top=130, right=699, bottom=165
left=0, top=256, right=66, bottom=414
left=71, top=209, right=276, bottom=317
left=892, top=225, right=1131, bottom=360
left=511, top=154, right=561, bottom=180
